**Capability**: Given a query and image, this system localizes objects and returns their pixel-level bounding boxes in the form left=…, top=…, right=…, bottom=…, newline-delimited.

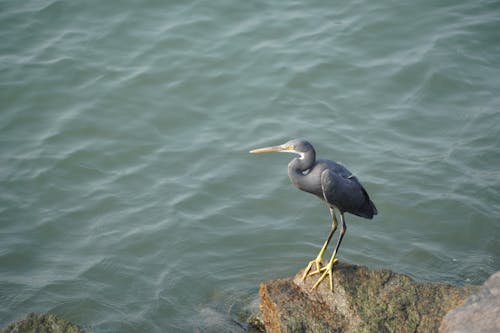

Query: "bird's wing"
left=320, top=169, right=374, bottom=217
left=320, top=169, right=329, bottom=202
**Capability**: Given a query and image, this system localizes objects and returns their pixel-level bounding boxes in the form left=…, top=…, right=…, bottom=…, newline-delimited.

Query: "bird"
left=249, top=138, right=377, bottom=291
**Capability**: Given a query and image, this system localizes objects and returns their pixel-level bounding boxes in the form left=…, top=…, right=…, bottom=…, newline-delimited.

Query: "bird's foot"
left=301, top=258, right=324, bottom=281
left=311, top=257, right=338, bottom=291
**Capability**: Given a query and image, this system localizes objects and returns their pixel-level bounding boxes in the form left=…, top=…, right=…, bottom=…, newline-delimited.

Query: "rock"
left=1, top=313, right=90, bottom=333
left=439, top=271, right=500, bottom=333
left=259, top=261, right=478, bottom=333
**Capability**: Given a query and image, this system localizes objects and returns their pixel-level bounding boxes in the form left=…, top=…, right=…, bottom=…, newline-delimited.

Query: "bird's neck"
left=288, top=150, right=315, bottom=175
left=287, top=151, right=316, bottom=193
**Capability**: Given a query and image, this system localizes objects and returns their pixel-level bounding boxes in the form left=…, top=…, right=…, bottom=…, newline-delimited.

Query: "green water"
left=1, top=0, right=499, bottom=331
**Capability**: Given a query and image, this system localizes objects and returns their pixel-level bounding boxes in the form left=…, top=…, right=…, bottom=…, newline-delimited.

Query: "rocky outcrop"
left=439, top=271, right=500, bottom=333
left=259, top=261, right=479, bottom=333
left=1, top=313, right=89, bottom=333
left=3, top=266, right=496, bottom=333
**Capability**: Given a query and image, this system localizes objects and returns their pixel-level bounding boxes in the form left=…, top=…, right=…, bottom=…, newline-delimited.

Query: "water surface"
left=1, top=0, right=499, bottom=331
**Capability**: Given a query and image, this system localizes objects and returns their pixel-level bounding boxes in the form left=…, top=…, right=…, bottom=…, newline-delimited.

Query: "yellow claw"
left=302, top=234, right=332, bottom=281
left=302, top=259, right=323, bottom=281
left=311, top=255, right=338, bottom=291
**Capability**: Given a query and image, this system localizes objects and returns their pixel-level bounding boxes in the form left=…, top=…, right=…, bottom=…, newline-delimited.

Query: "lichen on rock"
left=259, top=261, right=479, bottom=333
left=1, top=313, right=90, bottom=333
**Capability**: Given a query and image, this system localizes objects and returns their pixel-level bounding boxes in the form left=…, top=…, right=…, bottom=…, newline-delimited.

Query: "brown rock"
left=259, top=261, right=478, bottom=333
left=1, top=313, right=90, bottom=333
left=439, top=271, right=500, bottom=333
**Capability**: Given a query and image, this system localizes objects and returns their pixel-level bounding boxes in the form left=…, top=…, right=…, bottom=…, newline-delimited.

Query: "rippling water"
left=1, top=0, right=499, bottom=331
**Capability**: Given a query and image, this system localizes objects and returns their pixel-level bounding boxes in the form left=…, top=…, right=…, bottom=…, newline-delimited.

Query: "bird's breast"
left=288, top=165, right=324, bottom=199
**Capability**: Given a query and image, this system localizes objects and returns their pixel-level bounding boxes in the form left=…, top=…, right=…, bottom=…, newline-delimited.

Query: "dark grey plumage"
left=285, top=138, right=377, bottom=219
left=250, top=138, right=377, bottom=291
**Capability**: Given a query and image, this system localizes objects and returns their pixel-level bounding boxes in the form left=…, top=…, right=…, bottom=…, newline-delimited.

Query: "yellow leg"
left=302, top=209, right=338, bottom=281
left=301, top=237, right=330, bottom=280
left=311, top=213, right=346, bottom=291
left=312, top=250, right=338, bottom=290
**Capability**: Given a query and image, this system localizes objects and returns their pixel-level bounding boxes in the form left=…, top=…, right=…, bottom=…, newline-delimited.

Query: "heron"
left=249, top=139, right=377, bottom=291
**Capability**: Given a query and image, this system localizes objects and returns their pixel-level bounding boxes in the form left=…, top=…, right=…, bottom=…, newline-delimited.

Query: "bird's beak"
left=249, top=143, right=295, bottom=154
left=249, top=145, right=285, bottom=154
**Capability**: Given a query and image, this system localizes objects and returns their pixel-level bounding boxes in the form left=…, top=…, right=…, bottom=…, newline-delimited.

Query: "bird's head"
left=249, top=139, right=314, bottom=159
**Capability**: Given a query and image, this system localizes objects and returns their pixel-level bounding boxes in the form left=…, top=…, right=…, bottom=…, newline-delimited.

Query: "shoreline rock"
left=1, top=313, right=90, bottom=333
left=3, top=267, right=496, bottom=332
left=439, top=271, right=500, bottom=333
left=259, top=261, right=480, bottom=333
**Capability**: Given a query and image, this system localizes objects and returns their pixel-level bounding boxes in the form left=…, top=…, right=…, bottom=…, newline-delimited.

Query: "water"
left=1, top=0, right=499, bottom=331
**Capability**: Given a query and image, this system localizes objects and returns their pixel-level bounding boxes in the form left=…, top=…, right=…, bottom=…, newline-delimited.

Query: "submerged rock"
left=439, top=271, right=500, bottom=333
left=259, top=261, right=478, bottom=333
left=1, top=313, right=90, bottom=333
